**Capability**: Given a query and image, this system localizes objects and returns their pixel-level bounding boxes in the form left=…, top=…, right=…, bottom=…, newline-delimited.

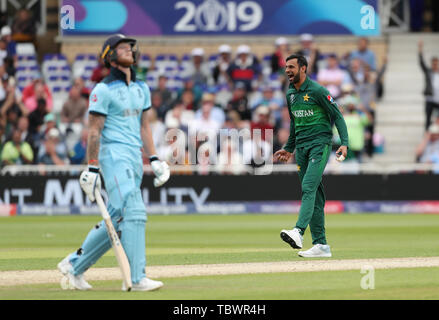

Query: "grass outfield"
left=0, top=213, right=439, bottom=300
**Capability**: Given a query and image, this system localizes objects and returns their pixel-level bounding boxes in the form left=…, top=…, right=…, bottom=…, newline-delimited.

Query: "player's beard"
left=292, top=72, right=301, bottom=84
left=116, top=55, right=134, bottom=68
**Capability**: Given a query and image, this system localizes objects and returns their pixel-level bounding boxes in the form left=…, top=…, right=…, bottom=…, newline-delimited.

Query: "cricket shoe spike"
left=280, top=228, right=303, bottom=249
left=57, top=255, right=92, bottom=290
left=298, top=244, right=332, bottom=258
left=122, top=277, right=163, bottom=292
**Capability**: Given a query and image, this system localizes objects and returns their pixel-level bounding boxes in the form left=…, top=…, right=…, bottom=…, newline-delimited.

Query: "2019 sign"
left=174, top=0, right=263, bottom=32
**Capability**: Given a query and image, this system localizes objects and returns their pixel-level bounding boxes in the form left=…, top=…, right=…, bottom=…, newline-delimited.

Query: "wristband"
left=149, top=155, right=159, bottom=162
left=88, top=165, right=100, bottom=173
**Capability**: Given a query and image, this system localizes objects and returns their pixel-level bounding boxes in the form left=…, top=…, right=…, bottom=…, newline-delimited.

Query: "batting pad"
left=119, top=219, right=146, bottom=284
left=70, top=205, right=122, bottom=276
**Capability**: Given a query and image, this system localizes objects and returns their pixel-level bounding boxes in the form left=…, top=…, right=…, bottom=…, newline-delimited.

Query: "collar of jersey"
left=289, top=76, right=310, bottom=93
left=109, top=66, right=137, bottom=85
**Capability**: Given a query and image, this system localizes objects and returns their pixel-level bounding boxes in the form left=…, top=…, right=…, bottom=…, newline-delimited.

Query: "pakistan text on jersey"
left=293, top=109, right=314, bottom=117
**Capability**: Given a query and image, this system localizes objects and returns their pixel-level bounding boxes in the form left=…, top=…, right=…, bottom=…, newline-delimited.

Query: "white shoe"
left=298, top=244, right=332, bottom=258
left=280, top=228, right=303, bottom=249
left=122, top=277, right=163, bottom=292
left=57, top=255, right=92, bottom=290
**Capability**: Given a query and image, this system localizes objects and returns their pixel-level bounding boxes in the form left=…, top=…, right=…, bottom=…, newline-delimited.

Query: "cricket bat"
left=95, top=189, right=132, bottom=291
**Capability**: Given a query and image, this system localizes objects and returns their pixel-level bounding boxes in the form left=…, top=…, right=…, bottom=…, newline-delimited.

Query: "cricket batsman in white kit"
left=58, top=34, right=170, bottom=291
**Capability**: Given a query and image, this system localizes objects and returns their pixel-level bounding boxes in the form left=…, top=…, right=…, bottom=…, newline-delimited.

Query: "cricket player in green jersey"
left=274, top=54, right=349, bottom=258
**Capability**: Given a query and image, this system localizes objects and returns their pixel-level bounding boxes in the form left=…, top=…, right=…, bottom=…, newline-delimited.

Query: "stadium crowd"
left=0, top=27, right=390, bottom=173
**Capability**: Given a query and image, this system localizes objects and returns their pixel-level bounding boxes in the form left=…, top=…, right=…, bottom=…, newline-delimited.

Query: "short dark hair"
left=286, top=54, right=308, bottom=72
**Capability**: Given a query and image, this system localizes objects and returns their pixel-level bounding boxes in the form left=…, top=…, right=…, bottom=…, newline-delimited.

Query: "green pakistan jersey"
left=283, top=77, right=349, bottom=152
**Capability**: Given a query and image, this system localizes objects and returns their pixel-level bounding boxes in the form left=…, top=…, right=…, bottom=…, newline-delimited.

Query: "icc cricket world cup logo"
left=195, top=0, right=228, bottom=31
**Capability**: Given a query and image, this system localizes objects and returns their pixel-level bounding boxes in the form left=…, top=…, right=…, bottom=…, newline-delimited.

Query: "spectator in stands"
left=37, top=127, right=69, bottom=165
left=317, top=53, right=347, bottom=99
left=176, top=78, right=203, bottom=109
left=150, top=91, right=170, bottom=121
left=270, top=37, right=290, bottom=90
left=212, top=44, right=232, bottom=86
left=351, top=59, right=387, bottom=157
left=250, top=105, right=274, bottom=142
left=335, top=98, right=372, bottom=162
left=16, top=115, right=35, bottom=152
left=1, top=79, right=28, bottom=137
left=337, top=83, right=361, bottom=108
left=191, top=94, right=223, bottom=143
left=194, top=92, right=225, bottom=129
left=11, top=8, right=36, bottom=43
left=214, top=82, right=233, bottom=109
left=340, top=81, right=374, bottom=157
left=22, top=79, right=53, bottom=113
left=180, top=88, right=197, bottom=111
left=32, top=111, right=57, bottom=153
left=60, top=85, right=88, bottom=124
left=90, top=56, right=110, bottom=84
left=69, top=127, right=88, bottom=165
left=186, top=48, right=212, bottom=89
left=1, top=127, right=33, bottom=165
left=226, top=81, right=251, bottom=121
left=250, top=84, right=284, bottom=122
left=39, top=112, right=58, bottom=138
left=295, top=33, right=321, bottom=77
left=164, top=101, right=194, bottom=132
left=349, top=37, right=376, bottom=71
left=227, top=45, right=261, bottom=92
left=347, top=58, right=364, bottom=85
left=152, top=75, right=175, bottom=110
left=28, top=97, right=47, bottom=135
left=271, top=37, right=290, bottom=75
left=416, top=122, right=439, bottom=173
left=0, top=39, right=7, bottom=67
left=223, top=110, right=246, bottom=130
left=73, top=77, right=90, bottom=101
left=347, top=59, right=386, bottom=157
left=418, top=40, right=439, bottom=131
left=1, top=26, right=17, bottom=69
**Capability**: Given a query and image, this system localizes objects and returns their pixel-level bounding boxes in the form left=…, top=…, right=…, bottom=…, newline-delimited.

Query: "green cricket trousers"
left=295, top=143, right=331, bottom=245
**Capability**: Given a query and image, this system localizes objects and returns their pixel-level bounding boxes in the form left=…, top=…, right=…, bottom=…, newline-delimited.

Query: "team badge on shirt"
left=327, top=95, right=338, bottom=106
left=327, top=95, right=335, bottom=103
left=290, top=94, right=295, bottom=104
left=91, top=94, right=97, bottom=103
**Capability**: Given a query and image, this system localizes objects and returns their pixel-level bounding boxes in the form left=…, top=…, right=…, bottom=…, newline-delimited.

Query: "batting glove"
left=150, top=156, right=170, bottom=187
left=79, top=166, right=102, bottom=202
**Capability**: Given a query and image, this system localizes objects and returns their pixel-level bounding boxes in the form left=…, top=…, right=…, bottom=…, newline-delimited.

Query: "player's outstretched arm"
left=79, top=113, right=106, bottom=202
